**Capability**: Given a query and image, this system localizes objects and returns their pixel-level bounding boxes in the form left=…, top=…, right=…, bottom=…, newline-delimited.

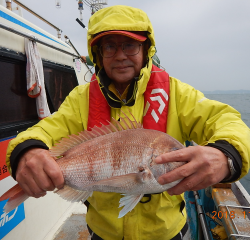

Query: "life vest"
left=88, top=65, right=170, bottom=131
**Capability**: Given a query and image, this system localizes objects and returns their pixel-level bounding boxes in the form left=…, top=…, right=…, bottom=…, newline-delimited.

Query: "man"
left=6, top=5, right=250, bottom=240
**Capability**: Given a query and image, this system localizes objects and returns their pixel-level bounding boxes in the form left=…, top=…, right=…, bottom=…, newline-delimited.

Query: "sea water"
left=205, top=94, right=250, bottom=192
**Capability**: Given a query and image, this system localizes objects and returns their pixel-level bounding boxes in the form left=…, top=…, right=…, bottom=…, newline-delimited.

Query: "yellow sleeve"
left=6, top=84, right=90, bottom=175
left=169, top=77, right=250, bottom=179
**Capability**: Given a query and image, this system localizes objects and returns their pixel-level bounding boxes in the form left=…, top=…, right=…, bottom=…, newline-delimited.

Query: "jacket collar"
left=97, top=68, right=140, bottom=108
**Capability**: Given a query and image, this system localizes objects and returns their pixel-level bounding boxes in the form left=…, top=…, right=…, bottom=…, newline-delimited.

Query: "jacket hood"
left=87, top=5, right=156, bottom=108
left=87, top=5, right=156, bottom=61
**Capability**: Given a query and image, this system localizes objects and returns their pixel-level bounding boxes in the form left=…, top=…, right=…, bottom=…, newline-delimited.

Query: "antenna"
left=76, top=1, right=107, bottom=23
left=89, top=0, right=108, bottom=15
left=78, top=0, right=83, bottom=22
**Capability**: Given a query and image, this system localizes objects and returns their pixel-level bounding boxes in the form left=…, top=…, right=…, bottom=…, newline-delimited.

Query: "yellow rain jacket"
left=6, top=5, right=250, bottom=240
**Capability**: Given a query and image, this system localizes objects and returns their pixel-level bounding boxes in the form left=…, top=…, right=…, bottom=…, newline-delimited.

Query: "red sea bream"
left=0, top=115, right=185, bottom=218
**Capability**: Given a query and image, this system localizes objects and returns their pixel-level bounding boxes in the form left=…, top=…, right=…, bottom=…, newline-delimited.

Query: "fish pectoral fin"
left=89, top=173, right=142, bottom=188
left=55, top=185, right=92, bottom=203
left=118, top=193, right=144, bottom=218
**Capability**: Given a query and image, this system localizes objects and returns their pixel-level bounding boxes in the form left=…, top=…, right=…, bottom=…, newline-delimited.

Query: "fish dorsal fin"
left=49, top=112, right=142, bottom=157
left=49, top=133, right=89, bottom=157
left=112, top=111, right=143, bottom=131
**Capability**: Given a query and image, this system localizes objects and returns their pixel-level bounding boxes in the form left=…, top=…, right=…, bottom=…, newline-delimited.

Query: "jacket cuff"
left=207, top=140, right=242, bottom=182
left=10, top=140, right=49, bottom=180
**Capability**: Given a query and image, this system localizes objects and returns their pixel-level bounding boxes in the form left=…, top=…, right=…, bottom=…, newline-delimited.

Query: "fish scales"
left=57, top=128, right=184, bottom=194
left=61, top=130, right=144, bottom=178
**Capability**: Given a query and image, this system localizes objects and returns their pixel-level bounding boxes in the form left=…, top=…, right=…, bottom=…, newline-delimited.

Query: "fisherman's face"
left=100, top=34, right=144, bottom=87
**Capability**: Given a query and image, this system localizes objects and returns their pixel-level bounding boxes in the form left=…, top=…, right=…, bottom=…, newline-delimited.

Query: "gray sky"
left=11, top=0, right=250, bottom=92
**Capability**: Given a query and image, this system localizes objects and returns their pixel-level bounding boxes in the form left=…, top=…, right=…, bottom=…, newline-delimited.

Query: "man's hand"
left=155, top=146, right=230, bottom=195
left=16, top=148, right=64, bottom=198
left=81, top=56, right=87, bottom=63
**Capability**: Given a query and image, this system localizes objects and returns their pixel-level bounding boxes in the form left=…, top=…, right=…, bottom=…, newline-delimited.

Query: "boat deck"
left=52, top=213, right=90, bottom=240
left=50, top=182, right=250, bottom=240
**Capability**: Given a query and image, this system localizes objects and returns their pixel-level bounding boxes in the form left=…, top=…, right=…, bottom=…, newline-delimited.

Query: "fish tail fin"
left=0, top=184, right=29, bottom=213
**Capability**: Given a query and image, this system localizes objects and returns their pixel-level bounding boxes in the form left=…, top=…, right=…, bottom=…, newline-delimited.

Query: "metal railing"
left=6, top=0, right=62, bottom=38
left=0, top=21, right=79, bottom=58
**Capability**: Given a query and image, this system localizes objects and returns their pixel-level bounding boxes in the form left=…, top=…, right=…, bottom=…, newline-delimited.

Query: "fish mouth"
left=169, top=147, right=181, bottom=152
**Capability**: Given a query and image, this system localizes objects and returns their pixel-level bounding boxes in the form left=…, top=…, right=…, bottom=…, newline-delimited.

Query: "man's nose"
left=114, top=45, right=127, bottom=59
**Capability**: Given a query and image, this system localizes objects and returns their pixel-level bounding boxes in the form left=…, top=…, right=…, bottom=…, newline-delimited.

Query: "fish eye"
left=138, top=166, right=145, bottom=172
left=170, top=147, right=180, bottom=152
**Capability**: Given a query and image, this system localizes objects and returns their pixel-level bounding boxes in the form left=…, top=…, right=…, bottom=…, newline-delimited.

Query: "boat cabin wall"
left=0, top=4, right=92, bottom=141
left=0, top=4, right=89, bottom=240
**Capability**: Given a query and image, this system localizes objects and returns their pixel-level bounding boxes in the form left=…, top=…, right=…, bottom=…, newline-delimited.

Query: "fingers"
left=156, top=146, right=230, bottom=195
left=24, top=152, right=55, bottom=191
left=158, top=160, right=198, bottom=185
left=81, top=56, right=87, bottom=63
left=156, top=147, right=201, bottom=185
left=16, top=148, right=64, bottom=197
left=167, top=172, right=210, bottom=195
left=16, top=165, right=47, bottom=198
left=43, top=158, right=65, bottom=190
left=155, top=147, right=193, bottom=164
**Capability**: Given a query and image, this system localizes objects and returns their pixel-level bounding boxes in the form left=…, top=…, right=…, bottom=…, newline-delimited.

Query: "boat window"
left=0, top=57, right=78, bottom=139
left=44, top=67, right=78, bottom=112
left=0, top=60, right=37, bottom=126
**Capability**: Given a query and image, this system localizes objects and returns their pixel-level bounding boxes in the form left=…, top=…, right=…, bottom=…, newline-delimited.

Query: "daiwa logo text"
left=144, top=88, right=169, bottom=123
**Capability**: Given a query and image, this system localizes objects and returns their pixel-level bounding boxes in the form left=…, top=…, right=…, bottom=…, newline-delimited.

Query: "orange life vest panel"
left=88, top=65, right=170, bottom=132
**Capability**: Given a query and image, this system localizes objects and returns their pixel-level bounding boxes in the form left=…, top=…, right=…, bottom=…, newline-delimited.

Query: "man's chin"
left=112, top=73, right=135, bottom=83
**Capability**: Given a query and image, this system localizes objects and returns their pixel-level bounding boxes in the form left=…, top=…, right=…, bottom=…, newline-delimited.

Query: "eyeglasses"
left=99, top=42, right=143, bottom=58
